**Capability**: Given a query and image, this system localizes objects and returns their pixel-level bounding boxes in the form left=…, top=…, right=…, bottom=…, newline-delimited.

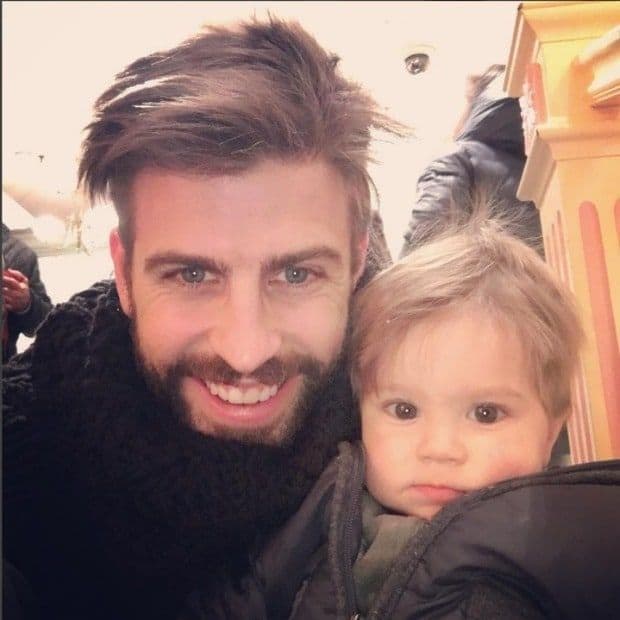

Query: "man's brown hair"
left=78, top=17, right=398, bottom=254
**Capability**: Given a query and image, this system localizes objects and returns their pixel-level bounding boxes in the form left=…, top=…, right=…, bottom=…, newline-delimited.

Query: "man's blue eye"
left=180, top=266, right=206, bottom=284
left=284, top=265, right=309, bottom=284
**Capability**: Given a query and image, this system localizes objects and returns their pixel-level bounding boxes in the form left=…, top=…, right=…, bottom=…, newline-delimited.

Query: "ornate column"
left=506, top=1, right=620, bottom=461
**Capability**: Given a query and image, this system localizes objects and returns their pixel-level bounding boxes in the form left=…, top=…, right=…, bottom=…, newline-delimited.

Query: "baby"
left=351, top=220, right=580, bottom=523
left=183, top=220, right=620, bottom=619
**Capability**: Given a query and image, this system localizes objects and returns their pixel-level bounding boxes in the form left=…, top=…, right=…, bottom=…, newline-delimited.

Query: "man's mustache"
left=178, top=354, right=323, bottom=386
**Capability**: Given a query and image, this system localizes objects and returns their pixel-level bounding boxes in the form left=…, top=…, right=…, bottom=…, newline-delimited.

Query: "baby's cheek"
left=364, top=463, right=391, bottom=509
left=481, top=450, right=544, bottom=486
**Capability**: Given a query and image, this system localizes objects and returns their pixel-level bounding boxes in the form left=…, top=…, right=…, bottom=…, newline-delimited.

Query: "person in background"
left=401, top=64, right=543, bottom=256
left=2, top=223, right=52, bottom=361
left=2, top=17, right=399, bottom=620
left=184, top=211, right=619, bottom=620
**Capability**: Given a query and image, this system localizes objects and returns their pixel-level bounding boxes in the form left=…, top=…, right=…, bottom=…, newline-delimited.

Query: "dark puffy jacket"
left=183, top=442, right=620, bottom=620
left=401, top=94, right=543, bottom=257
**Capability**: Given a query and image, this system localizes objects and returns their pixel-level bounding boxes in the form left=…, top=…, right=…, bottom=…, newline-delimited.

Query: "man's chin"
left=183, top=374, right=307, bottom=446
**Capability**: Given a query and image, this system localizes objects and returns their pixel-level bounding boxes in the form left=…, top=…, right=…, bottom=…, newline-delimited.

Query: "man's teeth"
left=206, top=382, right=279, bottom=405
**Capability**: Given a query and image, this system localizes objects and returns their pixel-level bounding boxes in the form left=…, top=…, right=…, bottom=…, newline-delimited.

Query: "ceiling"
left=2, top=0, right=520, bottom=256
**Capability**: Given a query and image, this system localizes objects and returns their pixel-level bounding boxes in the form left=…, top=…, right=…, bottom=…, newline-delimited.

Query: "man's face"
left=361, top=306, right=563, bottom=520
left=111, top=158, right=367, bottom=445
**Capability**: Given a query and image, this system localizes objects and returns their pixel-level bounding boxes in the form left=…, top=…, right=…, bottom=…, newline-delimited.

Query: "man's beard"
left=131, top=324, right=341, bottom=446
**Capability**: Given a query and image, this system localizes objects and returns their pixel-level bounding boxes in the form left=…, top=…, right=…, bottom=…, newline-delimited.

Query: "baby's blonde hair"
left=350, top=202, right=584, bottom=419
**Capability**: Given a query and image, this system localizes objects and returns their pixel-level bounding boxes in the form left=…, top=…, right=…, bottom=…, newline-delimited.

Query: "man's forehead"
left=129, top=162, right=354, bottom=244
left=128, top=161, right=352, bottom=265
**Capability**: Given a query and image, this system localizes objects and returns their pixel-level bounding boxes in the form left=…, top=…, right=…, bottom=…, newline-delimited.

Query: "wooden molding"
left=520, top=1, right=618, bottom=42
left=539, top=121, right=620, bottom=158
left=505, top=6, right=538, bottom=97
left=578, top=26, right=620, bottom=107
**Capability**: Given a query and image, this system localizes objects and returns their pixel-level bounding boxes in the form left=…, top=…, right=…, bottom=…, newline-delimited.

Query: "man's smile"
left=205, top=381, right=279, bottom=405
left=185, top=374, right=303, bottom=430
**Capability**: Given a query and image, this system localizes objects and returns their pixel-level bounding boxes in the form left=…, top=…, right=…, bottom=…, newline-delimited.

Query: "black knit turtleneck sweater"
left=3, top=280, right=360, bottom=620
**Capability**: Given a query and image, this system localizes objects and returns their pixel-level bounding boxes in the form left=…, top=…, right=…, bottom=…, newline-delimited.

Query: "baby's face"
left=361, top=306, right=563, bottom=520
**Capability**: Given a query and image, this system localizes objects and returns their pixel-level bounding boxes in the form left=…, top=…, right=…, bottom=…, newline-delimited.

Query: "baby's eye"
left=180, top=265, right=206, bottom=284
left=386, top=401, right=418, bottom=420
left=469, top=403, right=504, bottom=424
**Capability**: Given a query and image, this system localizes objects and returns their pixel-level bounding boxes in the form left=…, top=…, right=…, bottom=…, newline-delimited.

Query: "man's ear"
left=109, top=229, right=132, bottom=316
left=353, top=231, right=370, bottom=288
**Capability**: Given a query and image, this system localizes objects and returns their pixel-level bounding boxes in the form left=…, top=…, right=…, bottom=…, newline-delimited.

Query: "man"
left=3, top=17, right=397, bottom=620
left=2, top=224, right=52, bottom=361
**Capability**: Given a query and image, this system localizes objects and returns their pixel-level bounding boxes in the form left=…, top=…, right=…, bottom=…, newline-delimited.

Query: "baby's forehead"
left=380, top=304, right=520, bottom=355
left=368, top=308, right=537, bottom=396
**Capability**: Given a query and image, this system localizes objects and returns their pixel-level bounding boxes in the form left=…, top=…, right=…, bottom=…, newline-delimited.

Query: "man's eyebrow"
left=144, top=252, right=227, bottom=274
left=263, top=247, right=343, bottom=272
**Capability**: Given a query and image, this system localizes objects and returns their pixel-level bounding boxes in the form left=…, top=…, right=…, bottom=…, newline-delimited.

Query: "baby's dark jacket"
left=183, top=441, right=620, bottom=620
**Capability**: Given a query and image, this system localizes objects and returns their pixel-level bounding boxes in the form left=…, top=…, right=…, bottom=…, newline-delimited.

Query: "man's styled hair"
left=78, top=16, right=397, bottom=252
left=350, top=216, right=584, bottom=419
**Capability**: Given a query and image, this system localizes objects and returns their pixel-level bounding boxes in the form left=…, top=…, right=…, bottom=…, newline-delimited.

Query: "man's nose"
left=208, top=280, right=282, bottom=376
left=415, top=417, right=466, bottom=465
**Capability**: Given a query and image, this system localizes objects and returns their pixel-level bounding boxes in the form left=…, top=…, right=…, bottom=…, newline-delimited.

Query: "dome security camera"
left=405, top=52, right=430, bottom=75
